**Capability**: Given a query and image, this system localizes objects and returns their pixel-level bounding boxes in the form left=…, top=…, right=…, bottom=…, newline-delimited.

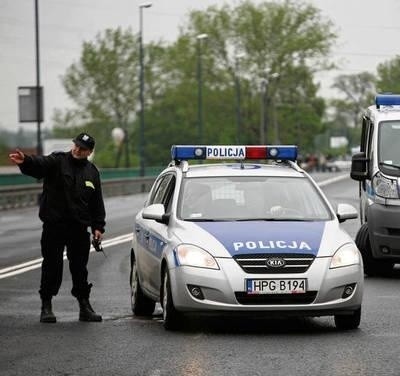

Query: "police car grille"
left=233, top=253, right=315, bottom=274
left=235, top=291, right=318, bottom=305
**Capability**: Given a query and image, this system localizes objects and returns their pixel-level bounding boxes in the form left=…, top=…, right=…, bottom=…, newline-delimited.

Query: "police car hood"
left=174, top=220, right=352, bottom=257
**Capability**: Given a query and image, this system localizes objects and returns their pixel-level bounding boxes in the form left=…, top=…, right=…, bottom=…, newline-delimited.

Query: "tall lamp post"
left=35, top=0, right=42, bottom=156
left=196, top=33, right=208, bottom=144
left=259, top=72, right=279, bottom=144
left=234, top=53, right=245, bottom=144
left=138, top=2, right=152, bottom=177
left=111, top=127, right=125, bottom=168
left=259, top=78, right=267, bottom=144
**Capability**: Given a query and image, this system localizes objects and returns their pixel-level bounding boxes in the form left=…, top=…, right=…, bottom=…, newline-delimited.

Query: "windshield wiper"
left=379, top=162, right=400, bottom=170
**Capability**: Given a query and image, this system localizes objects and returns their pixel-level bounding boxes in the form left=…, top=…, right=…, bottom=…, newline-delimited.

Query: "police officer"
left=9, top=133, right=106, bottom=323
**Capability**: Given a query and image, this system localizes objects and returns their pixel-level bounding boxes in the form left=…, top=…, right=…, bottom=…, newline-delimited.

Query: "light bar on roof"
left=171, top=145, right=297, bottom=161
left=375, top=94, right=400, bottom=108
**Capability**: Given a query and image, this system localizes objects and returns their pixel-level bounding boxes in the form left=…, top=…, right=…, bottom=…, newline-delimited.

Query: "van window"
left=378, top=121, right=400, bottom=176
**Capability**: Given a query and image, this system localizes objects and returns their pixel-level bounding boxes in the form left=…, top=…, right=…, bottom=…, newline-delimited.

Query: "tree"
left=56, top=28, right=141, bottom=167
left=55, top=1, right=337, bottom=167
left=147, top=0, right=337, bottom=157
left=331, top=72, right=376, bottom=128
left=376, top=56, right=400, bottom=94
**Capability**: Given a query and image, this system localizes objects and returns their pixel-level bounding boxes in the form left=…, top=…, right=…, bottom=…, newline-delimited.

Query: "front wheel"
left=130, top=254, right=155, bottom=316
left=162, top=268, right=182, bottom=330
left=334, top=307, right=361, bottom=330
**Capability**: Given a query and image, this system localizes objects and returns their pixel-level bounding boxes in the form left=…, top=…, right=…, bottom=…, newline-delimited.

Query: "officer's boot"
left=78, top=298, right=102, bottom=322
left=40, top=299, right=56, bottom=323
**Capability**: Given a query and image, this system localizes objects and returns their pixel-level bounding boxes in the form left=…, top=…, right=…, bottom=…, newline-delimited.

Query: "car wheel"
left=334, top=307, right=361, bottom=330
left=355, top=224, right=394, bottom=276
left=162, top=268, right=182, bottom=330
left=130, top=253, right=155, bottom=316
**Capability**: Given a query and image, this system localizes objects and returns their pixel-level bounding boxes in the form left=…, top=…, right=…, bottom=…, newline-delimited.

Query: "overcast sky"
left=1, top=0, right=400, bottom=132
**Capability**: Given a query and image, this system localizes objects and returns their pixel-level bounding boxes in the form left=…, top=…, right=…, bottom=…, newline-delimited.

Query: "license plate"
left=246, top=279, right=307, bottom=294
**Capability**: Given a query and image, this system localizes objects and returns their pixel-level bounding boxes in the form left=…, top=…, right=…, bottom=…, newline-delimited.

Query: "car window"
left=149, top=174, right=173, bottom=205
left=164, top=176, right=176, bottom=212
left=147, top=176, right=164, bottom=205
left=178, top=176, right=332, bottom=221
left=149, top=174, right=176, bottom=211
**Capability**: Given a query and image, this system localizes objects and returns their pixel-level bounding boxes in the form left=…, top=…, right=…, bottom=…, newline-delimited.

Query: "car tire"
left=130, top=252, right=156, bottom=316
left=334, top=307, right=361, bottom=330
left=162, top=268, right=182, bottom=330
left=355, top=224, right=393, bottom=276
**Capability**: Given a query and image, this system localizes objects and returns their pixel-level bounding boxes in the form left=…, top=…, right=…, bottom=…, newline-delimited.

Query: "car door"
left=139, top=173, right=176, bottom=296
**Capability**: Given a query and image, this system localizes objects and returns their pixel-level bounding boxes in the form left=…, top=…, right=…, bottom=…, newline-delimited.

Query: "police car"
left=130, top=145, right=363, bottom=330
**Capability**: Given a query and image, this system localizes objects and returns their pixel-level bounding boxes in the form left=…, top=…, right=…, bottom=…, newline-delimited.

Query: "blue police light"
left=266, top=146, right=298, bottom=161
left=171, top=146, right=206, bottom=160
left=171, top=145, right=298, bottom=161
left=375, top=94, right=400, bottom=108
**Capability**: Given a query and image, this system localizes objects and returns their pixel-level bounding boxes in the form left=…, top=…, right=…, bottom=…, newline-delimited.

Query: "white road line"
left=317, top=173, right=349, bottom=187
left=0, top=233, right=133, bottom=280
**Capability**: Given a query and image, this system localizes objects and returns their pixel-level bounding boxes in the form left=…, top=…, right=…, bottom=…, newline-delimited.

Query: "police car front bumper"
left=169, top=257, right=363, bottom=315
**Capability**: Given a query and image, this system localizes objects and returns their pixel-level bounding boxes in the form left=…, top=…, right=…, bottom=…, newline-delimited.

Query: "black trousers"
left=39, top=222, right=92, bottom=300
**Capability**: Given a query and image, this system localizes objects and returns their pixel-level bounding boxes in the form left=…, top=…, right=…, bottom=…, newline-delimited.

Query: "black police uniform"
left=18, top=151, right=106, bottom=301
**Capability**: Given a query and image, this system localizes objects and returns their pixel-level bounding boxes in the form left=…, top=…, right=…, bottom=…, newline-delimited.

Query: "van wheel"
left=161, top=268, right=182, bottom=330
left=130, top=254, right=155, bottom=316
left=355, top=224, right=393, bottom=276
left=334, top=307, right=361, bottom=330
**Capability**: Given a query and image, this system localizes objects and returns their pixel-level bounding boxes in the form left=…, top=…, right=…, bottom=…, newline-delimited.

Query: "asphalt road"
left=1, top=172, right=400, bottom=376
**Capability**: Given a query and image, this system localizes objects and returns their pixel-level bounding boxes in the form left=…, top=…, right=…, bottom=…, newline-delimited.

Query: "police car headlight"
left=372, top=173, right=400, bottom=199
left=175, top=244, right=219, bottom=270
left=330, top=244, right=360, bottom=269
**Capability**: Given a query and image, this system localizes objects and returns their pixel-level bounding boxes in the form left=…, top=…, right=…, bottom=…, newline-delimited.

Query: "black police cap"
left=72, top=133, right=95, bottom=150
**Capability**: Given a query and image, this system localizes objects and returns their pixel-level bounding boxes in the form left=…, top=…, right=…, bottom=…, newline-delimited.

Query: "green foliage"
left=376, top=56, right=400, bottom=94
left=330, top=72, right=376, bottom=128
left=54, top=1, right=337, bottom=167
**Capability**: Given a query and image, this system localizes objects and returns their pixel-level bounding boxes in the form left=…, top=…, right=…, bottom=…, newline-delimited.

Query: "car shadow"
left=152, top=314, right=344, bottom=335
left=365, top=265, right=400, bottom=279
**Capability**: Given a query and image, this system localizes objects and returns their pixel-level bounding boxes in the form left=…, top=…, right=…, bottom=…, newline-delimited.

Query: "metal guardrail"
left=0, top=177, right=156, bottom=211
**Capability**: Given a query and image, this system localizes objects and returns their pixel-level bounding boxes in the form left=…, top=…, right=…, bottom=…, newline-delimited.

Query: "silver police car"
left=130, top=145, right=363, bottom=330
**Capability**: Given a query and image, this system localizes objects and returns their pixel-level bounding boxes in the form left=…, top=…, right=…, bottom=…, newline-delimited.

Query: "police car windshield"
left=378, top=121, right=400, bottom=174
left=178, top=176, right=332, bottom=221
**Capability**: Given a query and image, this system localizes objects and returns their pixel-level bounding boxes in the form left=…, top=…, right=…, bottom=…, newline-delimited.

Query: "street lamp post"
left=234, top=53, right=245, bottom=144
left=259, top=78, right=267, bottom=144
left=138, top=2, right=152, bottom=177
left=34, top=0, right=42, bottom=156
left=196, top=33, right=208, bottom=144
left=259, top=72, right=279, bottom=144
left=111, top=127, right=125, bottom=168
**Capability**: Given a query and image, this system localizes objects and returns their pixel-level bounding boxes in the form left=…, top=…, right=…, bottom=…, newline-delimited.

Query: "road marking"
left=317, top=173, right=349, bottom=187
left=0, top=233, right=133, bottom=280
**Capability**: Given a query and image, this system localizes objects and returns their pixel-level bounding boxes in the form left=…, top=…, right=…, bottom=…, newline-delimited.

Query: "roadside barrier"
left=0, top=176, right=156, bottom=211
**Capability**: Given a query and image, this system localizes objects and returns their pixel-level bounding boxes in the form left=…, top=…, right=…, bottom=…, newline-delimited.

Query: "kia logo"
left=266, top=257, right=286, bottom=268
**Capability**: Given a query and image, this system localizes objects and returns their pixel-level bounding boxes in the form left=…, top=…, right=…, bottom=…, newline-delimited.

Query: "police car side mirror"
left=142, top=204, right=169, bottom=224
left=350, top=152, right=369, bottom=181
left=336, top=203, right=358, bottom=223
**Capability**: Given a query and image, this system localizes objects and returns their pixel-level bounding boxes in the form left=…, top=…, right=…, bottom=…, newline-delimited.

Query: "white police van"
left=351, top=94, right=400, bottom=275
left=131, top=145, right=363, bottom=330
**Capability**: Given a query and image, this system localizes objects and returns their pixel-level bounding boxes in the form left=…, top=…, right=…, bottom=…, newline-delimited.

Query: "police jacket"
left=19, top=151, right=106, bottom=233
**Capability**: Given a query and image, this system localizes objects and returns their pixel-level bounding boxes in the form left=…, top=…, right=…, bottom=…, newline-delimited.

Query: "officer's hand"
left=93, top=229, right=103, bottom=242
left=9, top=149, right=25, bottom=165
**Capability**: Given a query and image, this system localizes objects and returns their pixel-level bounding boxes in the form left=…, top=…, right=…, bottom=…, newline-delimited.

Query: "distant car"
left=130, top=145, right=363, bottom=330
left=326, top=159, right=352, bottom=172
